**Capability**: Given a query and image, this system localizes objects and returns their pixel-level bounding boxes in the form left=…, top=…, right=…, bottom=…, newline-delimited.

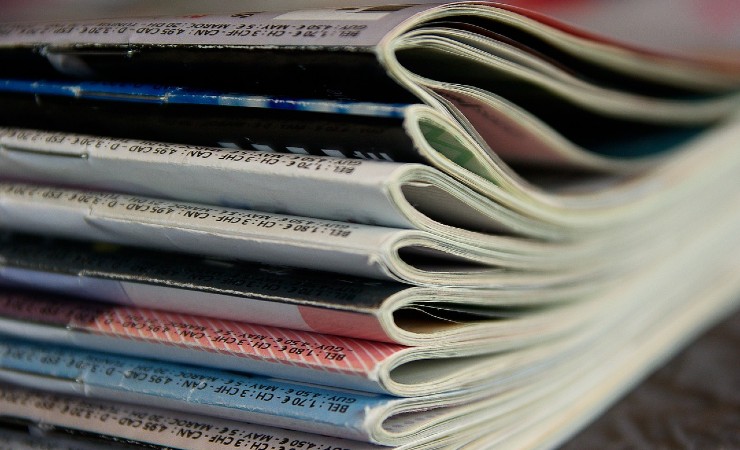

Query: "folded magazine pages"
left=1, top=2, right=739, bottom=172
left=0, top=234, right=597, bottom=346
left=0, top=1, right=739, bottom=448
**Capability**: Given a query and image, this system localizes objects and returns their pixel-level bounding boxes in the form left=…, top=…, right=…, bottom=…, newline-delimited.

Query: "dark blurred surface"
left=562, top=307, right=740, bottom=450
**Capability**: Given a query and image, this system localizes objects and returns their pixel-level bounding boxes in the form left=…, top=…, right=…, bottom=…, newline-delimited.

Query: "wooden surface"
left=562, top=307, right=740, bottom=449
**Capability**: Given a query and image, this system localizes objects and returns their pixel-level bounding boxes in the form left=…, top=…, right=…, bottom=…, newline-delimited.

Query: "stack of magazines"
left=0, top=1, right=739, bottom=449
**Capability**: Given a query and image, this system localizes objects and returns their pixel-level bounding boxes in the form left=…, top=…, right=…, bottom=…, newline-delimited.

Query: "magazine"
left=2, top=199, right=738, bottom=446
left=0, top=180, right=613, bottom=287
left=0, top=123, right=636, bottom=240
left=1, top=178, right=739, bottom=398
left=0, top=288, right=607, bottom=397
left=0, top=384, right=382, bottom=450
left=0, top=336, right=615, bottom=445
left=0, top=2, right=739, bottom=447
left=1, top=112, right=739, bottom=287
left=1, top=2, right=739, bottom=173
left=2, top=88, right=740, bottom=239
left=3, top=381, right=543, bottom=449
left=0, top=427, right=140, bottom=450
left=0, top=234, right=596, bottom=346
